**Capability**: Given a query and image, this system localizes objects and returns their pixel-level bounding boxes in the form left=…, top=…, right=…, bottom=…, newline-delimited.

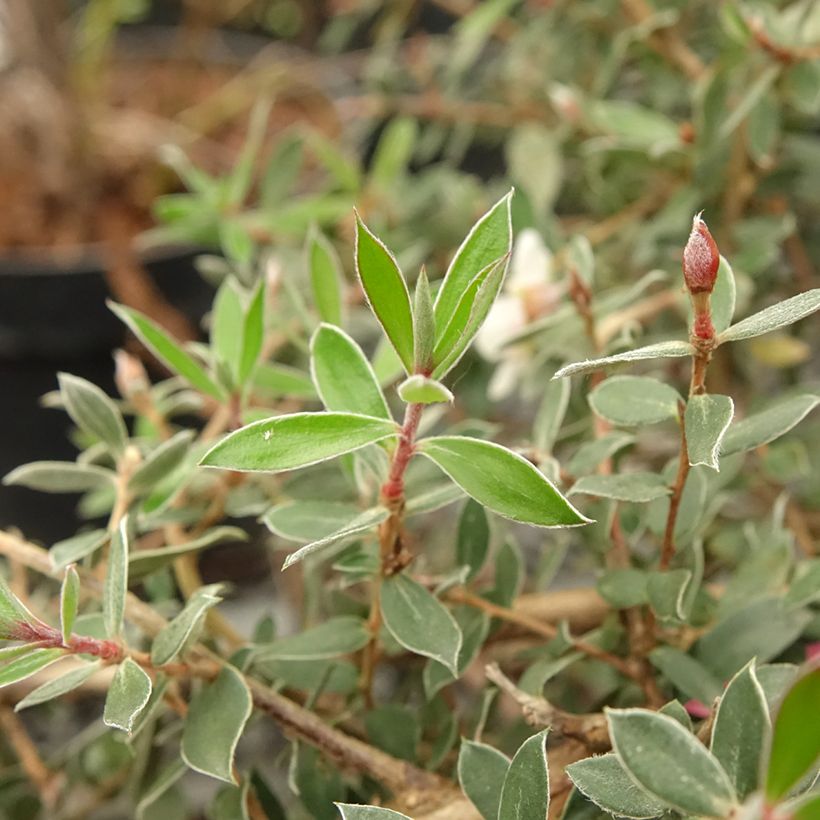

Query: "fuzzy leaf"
left=60, top=565, right=80, bottom=645
left=151, top=584, right=223, bottom=666
left=200, top=412, right=399, bottom=473
left=597, top=568, right=649, bottom=609
left=380, top=574, right=462, bottom=675
left=458, top=739, right=510, bottom=820
left=721, top=394, right=819, bottom=455
left=104, top=658, right=152, bottom=733
left=534, top=378, right=571, bottom=456
left=649, top=646, right=723, bottom=705
left=685, top=394, right=734, bottom=470
left=50, top=530, right=109, bottom=570
left=109, top=302, right=224, bottom=400
left=4, top=461, right=115, bottom=493
left=104, top=517, right=129, bottom=638
left=606, top=708, right=736, bottom=816
left=498, top=729, right=550, bottom=820
left=354, top=216, right=415, bottom=372
left=570, top=473, right=670, bottom=503
left=567, top=753, right=668, bottom=820
left=397, top=376, right=453, bottom=405
left=16, top=661, right=100, bottom=711
left=129, top=528, right=246, bottom=580
left=58, top=373, right=128, bottom=455
left=182, top=665, right=252, bottom=784
left=589, top=376, right=681, bottom=427
left=567, top=432, right=634, bottom=476
left=711, top=660, right=770, bottom=799
left=719, top=289, right=820, bottom=343
left=239, top=279, right=265, bottom=384
left=553, top=341, right=694, bottom=379
left=419, top=436, right=591, bottom=527
left=255, top=617, right=369, bottom=662
left=336, top=806, right=411, bottom=820
left=310, top=325, right=391, bottom=419
left=129, top=430, right=195, bottom=495
left=0, top=649, right=66, bottom=688
left=308, top=229, right=344, bottom=326
left=413, top=268, right=436, bottom=372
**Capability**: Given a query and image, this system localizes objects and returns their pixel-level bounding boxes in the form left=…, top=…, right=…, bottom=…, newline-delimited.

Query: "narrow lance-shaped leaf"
left=3, top=461, right=115, bottom=493
left=534, top=377, right=571, bottom=455
left=570, top=472, right=671, bottom=503
left=151, top=584, right=223, bottom=666
left=711, top=660, right=770, bottom=799
left=765, top=666, right=820, bottom=801
left=128, top=430, right=194, bottom=495
left=354, top=215, right=415, bottom=372
left=16, top=661, right=101, bottom=711
left=200, top=412, right=399, bottom=473
left=685, top=394, right=734, bottom=471
left=721, top=394, right=820, bottom=456
left=310, top=325, right=391, bottom=419
left=380, top=574, right=462, bottom=675
left=58, top=373, right=128, bottom=455
left=104, top=516, right=129, bottom=639
left=104, top=658, right=152, bottom=733
left=553, top=340, right=694, bottom=379
left=255, top=617, right=369, bottom=662
left=109, top=301, right=224, bottom=400
left=458, top=739, right=510, bottom=820
left=606, top=708, right=737, bottom=817
left=418, top=436, right=591, bottom=527
left=238, top=278, right=265, bottom=384
left=307, top=228, right=344, bottom=326
left=719, top=289, right=820, bottom=343
left=498, top=729, right=550, bottom=820
left=413, top=267, right=436, bottom=372
left=0, top=572, right=49, bottom=639
left=567, top=753, right=669, bottom=820
left=182, top=665, right=252, bottom=784
left=211, top=280, right=243, bottom=385
left=0, top=649, right=66, bottom=689
left=60, top=565, right=80, bottom=645
left=434, top=190, right=513, bottom=333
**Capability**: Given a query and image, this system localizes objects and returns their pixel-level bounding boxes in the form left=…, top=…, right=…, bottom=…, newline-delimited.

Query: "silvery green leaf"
left=60, top=565, right=80, bottom=644
left=498, top=729, right=550, bottom=820
left=649, top=646, right=722, bottom=704
left=566, top=432, right=634, bottom=476
left=458, top=739, right=510, bottom=820
left=254, top=617, right=369, bottom=662
left=0, top=649, right=66, bottom=689
left=685, top=394, right=734, bottom=470
left=606, top=708, right=736, bottom=816
left=58, top=373, right=128, bottom=455
left=589, top=376, right=681, bottom=427
left=16, top=661, right=101, bottom=711
left=4, top=461, right=115, bottom=493
left=336, top=806, right=411, bottom=820
left=571, top=472, right=670, bottom=503
left=129, top=430, right=195, bottom=495
left=721, top=394, right=819, bottom=455
left=104, top=516, right=129, bottom=638
left=534, top=378, right=571, bottom=456
left=553, top=340, right=693, bottom=379
left=50, top=529, right=109, bottom=570
left=405, top=483, right=464, bottom=516
left=151, top=584, right=223, bottom=666
left=307, top=228, right=344, bottom=327
left=136, top=759, right=187, bottom=820
left=719, top=289, right=820, bottom=343
left=398, top=375, right=454, bottom=405
left=104, top=658, right=152, bottom=733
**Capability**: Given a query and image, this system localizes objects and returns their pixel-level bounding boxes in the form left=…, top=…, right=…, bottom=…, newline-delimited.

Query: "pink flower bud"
left=682, top=213, right=719, bottom=295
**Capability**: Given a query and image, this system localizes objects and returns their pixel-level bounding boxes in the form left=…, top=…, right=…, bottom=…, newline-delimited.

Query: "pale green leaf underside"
left=103, top=658, right=152, bottom=733
left=16, top=661, right=101, bottom=711
left=398, top=375, right=454, bottom=405
left=58, top=373, right=128, bottom=455
left=380, top=574, right=462, bottom=675
left=151, top=584, right=223, bottom=666
left=570, top=472, right=671, bottom=503
left=104, top=517, right=129, bottom=638
left=685, top=394, right=734, bottom=470
left=589, top=376, right=681, bottom=427
left=255, top=616, right=369, bottom=662
left=554, top=340, right=694, bottom=379
left=4, top=461, right=115, bottom=493
left=200, top=412, right=399, bottom=473
left=419, top=436, right=591, bottom=527
left=0, top=649, right=66, bottom=689
left=719, top=289, right=820, bottom=343
left=335, top=805, right=412, bottom=820
left=721, top=394, right=819, bottom=455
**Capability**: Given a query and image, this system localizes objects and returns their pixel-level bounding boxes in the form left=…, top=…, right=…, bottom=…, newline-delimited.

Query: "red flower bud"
left=682, top=213, right=719, bottom=295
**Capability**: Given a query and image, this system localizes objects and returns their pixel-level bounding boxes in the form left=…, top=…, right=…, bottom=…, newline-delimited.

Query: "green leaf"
left=239, top=279, right=265, bottom=384
left=434, top=191, right=513, bottom=334
left=597, top=568, right=649, bottom=609
left=458, top=739, right=510, bottom=820
left=335, top=805, right=411, bottom=820
left=129, top=430, right=194, bottom=495
left=182, top=665, right=252, bottom=784
left=212, top=280, right=244, bottom=384
left=255, top=617, right=369, bottom=662
left=103, top=658, right=152, bottom=733
left=0, top=573, right=48, bottom=638
left=785, top=560, right=820, bottom=609
left=418, top=436, right=591, bottom=527
left=264, top=501, right=363, bottom=542
left=534, top=378, right=571, bottom=456
left=58, top=373, right=127, bottom=455
left=647, top=569, right=694, bottom=622
left=553, top=341, right=694, bottom=379
left=104, top=516, right=129, bottom=638
left=15, top=661, right=100, bottom=711
left=369, top=116, right=417, bottom=187
left=354, top=216, right=415, bottom=372
left=4, top=461, right=115, bottom=493
left=711, top=256, right=736, bottom=334
left=261, top=133, right=302, bottom=207
left=659, top=699, right=693, bottom=730
left=649, top=646, right=722, bottom=706
left=397, top=375, right=453, bottom=405
left=566, top=432, right=634, bottom=476
left=766, top=667, right=820, bottom=801
left=406, top=483, right=464, bottom=516
left=136, top=760, right=187, bottom=820
left=227, top=99, right=271, bottom=206
left=0, top=649, right=65, bottom=688
left=50, top=529, right=109, bottom=570
left=380, top=574, right=462, bottom=675
left=719, top=289, right=820, bottom=343
left=570, top=472, right=670, bottom=503
left=457, top=499, right=490, bottom=580
left=589, top=376, right=681, bottom=427
left=200, top=412, right=399, bottom=473
left=413, top=268, right=436, bottom=372
left=711, top=660, right=770, bottom=799
left=252, top=363, right=317, bottom=399
left=281, top=507, right=389, bottom=570
left=685, top=394, right=734, bottom=471
left=606, top=708, right=736, bottom=816
left=151, top=584, right=223, bottom=666
left=364, top=704, right=419, bottom=762
left=60, top=565, right=80, bottom=645
left=792, top=793, right=820, bottom=820
left=432, top=255, right=509, bottom=379
left=567, top=753, right=668, bottom=820
left=310, top=325, right=391, bottom=419
left=109, top=301, right=224, bottom=400
left=498, top=729, right=550, bottom=820
left=424, top=608, right=490, bottom=698
left=721, top=394, right=820, bottom=455
left=307, top=229, right=344, bottom=327
left=129, top=527, right=246, bottom=580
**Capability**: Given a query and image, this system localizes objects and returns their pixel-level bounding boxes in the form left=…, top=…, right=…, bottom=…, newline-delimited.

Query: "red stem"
left=382, top=402, right=424, bottom=501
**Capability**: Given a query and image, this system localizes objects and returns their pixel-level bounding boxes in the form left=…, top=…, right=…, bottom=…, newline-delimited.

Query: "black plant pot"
left=0, top=244, right=213, bottom=544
